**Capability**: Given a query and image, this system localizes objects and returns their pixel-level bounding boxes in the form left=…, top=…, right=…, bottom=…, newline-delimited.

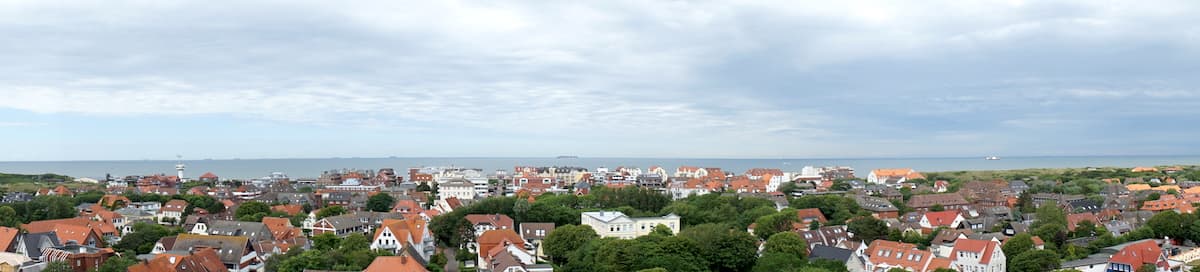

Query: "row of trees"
left=544, top=222, right=847, bottom=272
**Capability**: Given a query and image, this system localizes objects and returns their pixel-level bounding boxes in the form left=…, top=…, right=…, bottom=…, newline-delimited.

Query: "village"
left=1, top=164, right=1198, bottom=272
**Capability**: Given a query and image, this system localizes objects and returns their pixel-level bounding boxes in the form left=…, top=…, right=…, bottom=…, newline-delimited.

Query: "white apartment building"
left=581, top=211, right=680, bottom=239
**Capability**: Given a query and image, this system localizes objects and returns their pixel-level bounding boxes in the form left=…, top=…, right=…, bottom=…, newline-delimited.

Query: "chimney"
left=401, top=256, right=407, bottom=264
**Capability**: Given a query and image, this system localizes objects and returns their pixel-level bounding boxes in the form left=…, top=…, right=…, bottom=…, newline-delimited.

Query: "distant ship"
left=556, top=156, right=579, bottom=159
left=985, top=156, right=1000, bottom=160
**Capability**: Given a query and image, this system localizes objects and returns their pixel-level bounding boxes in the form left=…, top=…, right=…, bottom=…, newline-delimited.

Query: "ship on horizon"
left=985, top=156, right=1000, bottom=160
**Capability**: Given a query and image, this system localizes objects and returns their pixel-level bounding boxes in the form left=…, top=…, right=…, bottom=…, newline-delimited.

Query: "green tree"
left=114, top=222, right=175, bottom=254
left=1033, top=223, right=1068, bottom=247
left=762, top=232, right=808, bottom=258
left=753, top=209, right=799, bottom=240
left=235, top=201, right=271, bottom=221
left=650, top=224, right=674, bottom=236
left=1033, top=204, right=1067, bottom=228
left=1002, top=233, right=1035, bottom=264
left=1010, top=250, right=1060, bottom=272
left=316, top=206, right=347, bottom=219
left=0, top=206, right=19, bottom=228
left=312, top=233, right=340, bottom=251
left=544, top=224, right=600, bottom=265
left=340, top=233, right=370, bottom=251
left=809, top=220, right=821, bottom=230
left=1147, top=211, right=1186, bottom=240
left=847, top=216, right=889, bottom=242
left=96, top=254, right=138, bottom=272
left=42, top=261, right=72, bottom=272
left=929, top=203, right=944, bottom=212
left=1138, top=264, right=1158, bottom=272
left=366, top=193, right=396, bottom=212
left=681, top=223, right=758, bottom=272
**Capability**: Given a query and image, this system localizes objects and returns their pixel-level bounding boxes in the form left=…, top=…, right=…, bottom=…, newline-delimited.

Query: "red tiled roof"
left=923, top=211, right=960, bottom=227
left=162, top=200, right=189, bottom=212
left=271, top=205, right=303, bottom=216
left=0, top=227, right=18, bottom=252
left=199, top=172, right=219, bottom=179
left=795, top=208, right=828, bottom=223
left=364, top=255, right=429, bottom=272
left=1066, top=213, right=1100, bottom=231
left=1108, top=240, right=1166, bottom=269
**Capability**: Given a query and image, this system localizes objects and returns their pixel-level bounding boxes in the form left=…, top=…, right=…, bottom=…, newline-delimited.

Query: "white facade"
left=581, top=211, right=680, bottom=239
left=950, top=240, right=1006, bottom=272
left=439, top=181, right=477, bottom=200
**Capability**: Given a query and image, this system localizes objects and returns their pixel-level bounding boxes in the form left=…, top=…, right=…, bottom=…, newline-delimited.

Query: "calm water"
left=1, top=156, right=1199, bottom=179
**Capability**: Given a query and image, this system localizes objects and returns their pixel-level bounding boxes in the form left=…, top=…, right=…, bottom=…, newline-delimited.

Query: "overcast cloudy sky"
left=1, top=1, right=1198, bottom=161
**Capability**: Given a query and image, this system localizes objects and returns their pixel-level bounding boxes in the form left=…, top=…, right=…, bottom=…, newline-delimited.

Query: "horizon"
left=4, top=153, right=1200, bottom=163
left=3, top=1, right=1200, bottom=161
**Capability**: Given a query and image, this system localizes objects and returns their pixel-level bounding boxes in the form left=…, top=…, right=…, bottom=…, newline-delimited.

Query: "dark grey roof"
left=205, top=220, right=272, bottom=241
left=1060, top=254, right=1110, bottom=268
left=172, top=235, right=252, bottom=266
left=323, top=212, right=404, bottom=230
left=22, top=232, right=61, bottom=260
left=808, top=244, right=852, bottom=262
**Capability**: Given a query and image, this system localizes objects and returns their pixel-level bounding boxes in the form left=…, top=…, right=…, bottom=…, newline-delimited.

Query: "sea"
left=1, top=156, right=1199, bottom=179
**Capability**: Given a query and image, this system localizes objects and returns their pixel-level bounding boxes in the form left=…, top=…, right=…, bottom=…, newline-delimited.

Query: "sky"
left=1, top=1, right=1199, bottom=161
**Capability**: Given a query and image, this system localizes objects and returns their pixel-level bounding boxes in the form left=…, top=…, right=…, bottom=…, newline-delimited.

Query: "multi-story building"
left=862, top=240, right=952, bottom=272
left=158, top=200, right=188, bottom=225
left=581, top=211, right=680, bottom=239
left=465, top=214, right=514, bottom=238
left=949, top=238, right=1006, bottom=272
left=438, top=179, right=477, bottom=200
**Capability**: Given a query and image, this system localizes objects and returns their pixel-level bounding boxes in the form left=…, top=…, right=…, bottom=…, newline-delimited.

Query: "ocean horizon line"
left=4, top=153, right=1200, bottom=164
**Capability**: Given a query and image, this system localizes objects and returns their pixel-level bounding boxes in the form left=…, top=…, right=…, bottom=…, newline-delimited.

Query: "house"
left=126, top=247, right=226, bottom=272
left=581, top=211, right=680, bottom=239
left=21, top=219, right=105, bottom=247
left=168, top=234, right=262, bottom=272
left=1141, top=195, right=1197, bottom=214
left=908, top=193, right=970, bottom=212
left=674, top=166, right=709, bottom=178
left=466, top=214, right=516, bottom=238
left=667, top=178, right=721, bottom=200
left=190, top=220, right=273, bottom=243
left=198, top=172, right=219, bottom=182
left=271, top=204, right=304, bottom=216
left=949, top=238, right=1005, bottom=272
left=867, top=168, right=925, bottom=187
left=862, top=240, right=952, bottom=272
left=1067, top=213, right=1101, bottom=232
left=857, top=195, right=901, bottom=219
left=798, top=225, right=852, bottom=249
left=12, top=232, right=60, bottom=261
left=1059, top=254, right=1111, bottom=272
left=311, top=212, right=404, bottom=237
left=1106, top=240, right=1175, bottom=272
left=40, top=243, right=115, bottom=272
left=931, top=229, right=973, bottom=257
left=97, top=195, right=131, bottom=209
left=364, top=255, right=429, bottom=272
left=809, top=244, right=853, bottom=264
left=519, top=223, right=555, bottom=258
left=439, top=179, right=478, bottom=200
left=959, top=180, right=1011, bottom=207
left=36, top=185, right=74, bottom=197
left=796, top=208, right=828, bottom=224
left=475, top=229, right=526, bottom=268
left=0, top=252, right=31, bottom=272
left=0, top=227, right=16, bottom=252
left=369, top=217, right=434, bottom=260
left=1009, top=181, right=1029, bottom=196
left=159, top=200, right=189, bottom=225
left=920, top=211, right=964, bottom=230
left=262, top=217, right=302, bottom=241
left=1132, top=167, right=1160, bottom=173
left=485, top=244, right=547, bottom=272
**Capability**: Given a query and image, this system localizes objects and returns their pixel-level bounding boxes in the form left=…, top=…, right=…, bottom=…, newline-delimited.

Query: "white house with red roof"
left=674, top=166, right=708, bottom=178
left=950, top=238, right=1005, bottom=272
left=158, top=199, right=189, bottom=225
left=868, top=168, right=925, bottom=187
left=1106, top=239, right=1181, bottom=272
left=919, top=211, right=964, bottom=229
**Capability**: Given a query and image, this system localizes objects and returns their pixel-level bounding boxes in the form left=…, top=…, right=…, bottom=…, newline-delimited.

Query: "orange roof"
left=199, top=172, right=219, bottom=179
left=372, top=217, right=428, bottom=245
left=866, top=240, right=939, bottom=271
left=1066, top=213, right=1100, bottom=231
left=1132, top=167, right=1160, bottom=173
left=262, top=217, right=300, bottom=240
left=873, top=168, right=925, bottom=180
left=98, top=195, right=131, bottom=207
left=795, top=208, right=828, bottom=223
left=927, top=257, right=952, bottom=271
left=364, top=255, right=429, bottom=272
left=1031, top=236, right=1045, bottom=246
left=0, top=227, right=18, bottom=252
left=271, top=205, right=304, bottom=216
left=162, top=199, right=189, bottom=212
